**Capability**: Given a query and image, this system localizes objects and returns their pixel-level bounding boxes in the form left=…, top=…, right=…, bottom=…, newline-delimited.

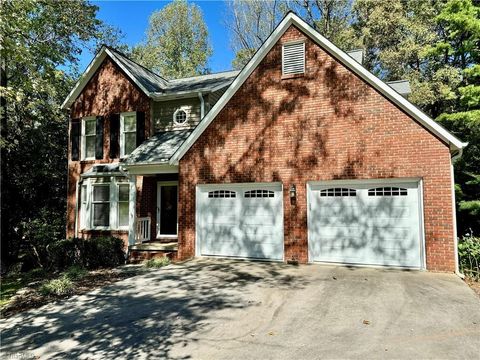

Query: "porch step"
left=130, top=241, right=178, bottom=251
left=128, top=241, right=178, bottom=264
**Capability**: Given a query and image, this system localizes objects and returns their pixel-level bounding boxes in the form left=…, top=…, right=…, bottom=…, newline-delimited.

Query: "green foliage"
left=83, top=236, right=125, bottom=269
left=40, top=276, right=74, bottom=296
left=458, top=235, right=480, bottom=280
left=48, top=237, right=125, bottom=271
left=227, top=0, right=361, bottom=69
left=0, top=0, right=122, bottom=269
left=144, top=257, right=171, bottom=268
left=63, top=265, right=87, bottom=281
left=434, top=0, right=480, bottom=236
left=131, top=0, right=212, bottom=78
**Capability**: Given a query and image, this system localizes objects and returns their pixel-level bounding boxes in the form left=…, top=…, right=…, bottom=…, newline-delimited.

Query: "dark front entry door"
left=158, top=183, right=178, bottom=236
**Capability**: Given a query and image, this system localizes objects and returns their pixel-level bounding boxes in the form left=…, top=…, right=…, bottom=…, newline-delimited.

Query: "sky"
left=79, top=0, right=235, bottom=73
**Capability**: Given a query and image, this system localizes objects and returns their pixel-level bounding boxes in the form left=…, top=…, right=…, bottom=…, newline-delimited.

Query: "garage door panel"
left=197, top=183, right=284, bottom=260
left=309, top=181, right=422, bottom=268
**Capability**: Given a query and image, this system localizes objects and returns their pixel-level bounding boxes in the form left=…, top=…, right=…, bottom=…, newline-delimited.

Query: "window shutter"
left=95, top=116, right=104, bottom=160
left=136, top=111, right=145, bottom=146
left=70, top=119, right=80, bottom=161
left=109, top=113, right=120, bottom=159
left=282, top=42, right=305, bottom=75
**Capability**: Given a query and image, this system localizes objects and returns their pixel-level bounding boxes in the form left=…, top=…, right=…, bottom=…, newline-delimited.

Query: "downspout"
left=198, top=92, right=205, bottom=119
left=74, top=179, right=80, bottom=238
left=451, top=148, right=464, bottom=278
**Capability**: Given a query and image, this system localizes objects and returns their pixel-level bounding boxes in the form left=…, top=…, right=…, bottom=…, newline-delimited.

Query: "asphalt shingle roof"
left=107, top=47, right=238, bottom=95
left=123, top=130, right=192, bottom=165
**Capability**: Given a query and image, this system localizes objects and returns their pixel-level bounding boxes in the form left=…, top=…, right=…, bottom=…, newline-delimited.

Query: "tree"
left=0, top=0, right=121, bottom=269
left=432, top=0, right=480, bottom=236
left=226, top=0, right=288, bottom=69
left=131, top=0, right=212, bottom=79
left=226, top=0, right=360, bottom=69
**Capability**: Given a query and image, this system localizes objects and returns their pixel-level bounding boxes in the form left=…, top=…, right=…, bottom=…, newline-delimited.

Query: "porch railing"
left=136, top=217, right=151, bottom=243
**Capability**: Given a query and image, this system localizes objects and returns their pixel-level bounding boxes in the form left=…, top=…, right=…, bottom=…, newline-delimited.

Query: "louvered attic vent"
left=282, top=42, right=305, bottom=75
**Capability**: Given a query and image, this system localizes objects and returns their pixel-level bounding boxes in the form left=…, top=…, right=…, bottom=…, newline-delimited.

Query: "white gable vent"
left=282, top=41, right=305, bottom=75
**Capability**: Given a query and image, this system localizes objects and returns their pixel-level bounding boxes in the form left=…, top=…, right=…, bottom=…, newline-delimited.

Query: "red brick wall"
left=178, top=25, right=455, bottom=271
left=66, top=57, right=151, bottom=244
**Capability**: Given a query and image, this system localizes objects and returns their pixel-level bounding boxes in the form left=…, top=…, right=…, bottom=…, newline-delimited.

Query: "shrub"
left=83, top=236, right=125, bottom=269
left=40, top=276, right=74, bottom=296
left=48, top=238, right=84, bottom=270
left=144, top=257, right=170, bottom=268
left=63, top=265, right=87, bottom=280
left=458, top=235, right=480, bottom=280
left=47, top=236, right=125, bottom=271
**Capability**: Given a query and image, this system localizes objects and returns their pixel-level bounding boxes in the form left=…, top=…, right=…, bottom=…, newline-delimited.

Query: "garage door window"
left=208, top=190, right=236, bottom=198
left=320, top=188, right=356, bottom=197
left=368, top=187, right=407, bottom=196
left=244, top=189, right=274, bottom=198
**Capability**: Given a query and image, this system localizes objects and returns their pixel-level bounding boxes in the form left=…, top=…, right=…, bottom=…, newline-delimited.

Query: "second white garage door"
left=196, top=183, right=284, bottom=260
left=308, top=180, right=423, bottom=268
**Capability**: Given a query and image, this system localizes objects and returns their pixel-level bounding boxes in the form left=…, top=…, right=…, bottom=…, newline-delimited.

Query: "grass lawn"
left=1, top=269, right=47, bottom=307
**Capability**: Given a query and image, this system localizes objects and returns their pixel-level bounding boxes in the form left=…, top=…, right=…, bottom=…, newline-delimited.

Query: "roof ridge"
left=171, top=70, right=240, bottom=82
left=104, top=45, right=170, bottom=84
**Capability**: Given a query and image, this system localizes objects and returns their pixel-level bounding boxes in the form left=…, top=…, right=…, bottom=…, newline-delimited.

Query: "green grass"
left=40, top=276, right=74, bottom=296
left=144, top=257, right=171, bottom=268
left=0, top=268, right=47, bottom=307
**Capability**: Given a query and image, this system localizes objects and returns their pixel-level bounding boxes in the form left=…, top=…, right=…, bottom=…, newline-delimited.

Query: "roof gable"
left=169, top=12, right=466, bottom=163
left=62, top=47, right=239, bottom=109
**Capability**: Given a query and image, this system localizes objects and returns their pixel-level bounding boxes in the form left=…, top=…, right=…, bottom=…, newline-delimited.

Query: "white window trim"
left=173, top=108, right=189, bottom=126
left=117, top=182, right=130, bottom=230
left=282, top=40, right=306, bottom=76
left=81, top=116, right=96, bottom=161
left=91, top=182, right=111, bottom=230
left=120, top=111, right=137, bottom=159
left=81, top=177, right=131, bottom=231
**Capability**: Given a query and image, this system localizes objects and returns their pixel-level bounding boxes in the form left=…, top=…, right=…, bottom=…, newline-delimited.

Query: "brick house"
left=63, top=13, right=466, bottom=272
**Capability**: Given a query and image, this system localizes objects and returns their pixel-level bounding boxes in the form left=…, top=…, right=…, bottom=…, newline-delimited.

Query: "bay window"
left=80, top=176, right=131, bottom=230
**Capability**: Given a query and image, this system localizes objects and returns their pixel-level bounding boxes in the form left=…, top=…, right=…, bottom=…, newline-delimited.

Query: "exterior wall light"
left=289, top=184, right=296, bottom=199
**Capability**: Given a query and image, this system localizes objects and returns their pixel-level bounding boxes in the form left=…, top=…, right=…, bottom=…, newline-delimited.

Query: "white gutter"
left=198, top=92, right=205, bottom=119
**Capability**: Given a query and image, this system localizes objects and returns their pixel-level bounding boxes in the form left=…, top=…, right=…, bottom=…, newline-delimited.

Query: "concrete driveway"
left=1, top=259, right=479, bottom=359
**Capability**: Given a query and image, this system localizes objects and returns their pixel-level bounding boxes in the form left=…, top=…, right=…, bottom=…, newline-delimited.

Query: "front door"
left=157, top=181, right=178, bottom=238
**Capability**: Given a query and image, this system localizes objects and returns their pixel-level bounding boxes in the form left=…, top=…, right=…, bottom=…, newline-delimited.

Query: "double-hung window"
left=120, top=112, right=137, bottom=157
left=92, top=183, right=110, bottom=227
left=118, top=183, right=130, bottom=227
left=80, top=177, right=131, bottom=230
left=82, top=117, right=96, bottom=160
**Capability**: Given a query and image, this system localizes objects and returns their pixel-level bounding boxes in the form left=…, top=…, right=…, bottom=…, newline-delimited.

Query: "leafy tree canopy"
left=131, top=0, right=212, bottom=79
left=0, top=0, right=124, bottom=268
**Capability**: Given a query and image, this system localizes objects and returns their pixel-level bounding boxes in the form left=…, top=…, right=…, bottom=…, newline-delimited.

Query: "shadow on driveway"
left=1, top=259, right=479, bottom=359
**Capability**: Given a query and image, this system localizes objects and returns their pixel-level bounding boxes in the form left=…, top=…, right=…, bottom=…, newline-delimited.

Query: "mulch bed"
left=1, top=266, right=146, bottom=318
left=465, top=277, right=480, bottom=298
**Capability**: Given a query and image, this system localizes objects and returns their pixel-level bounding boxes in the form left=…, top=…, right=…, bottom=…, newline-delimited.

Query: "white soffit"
left=170, top=12, right=466, bottom=164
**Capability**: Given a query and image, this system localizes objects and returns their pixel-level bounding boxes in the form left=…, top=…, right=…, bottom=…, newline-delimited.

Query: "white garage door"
left=196, top=183, right=284, bottom=260
left=308, top=180, right=423, bottom=268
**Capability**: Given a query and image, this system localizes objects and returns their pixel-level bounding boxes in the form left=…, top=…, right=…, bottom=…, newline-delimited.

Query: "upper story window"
left=282, top=41, right=305, bottom=76
left=173, top=109, right=188, bottom=125
left=120, top=112, right=137, bottom=157
left=81, top=117, right=96, bottom=160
